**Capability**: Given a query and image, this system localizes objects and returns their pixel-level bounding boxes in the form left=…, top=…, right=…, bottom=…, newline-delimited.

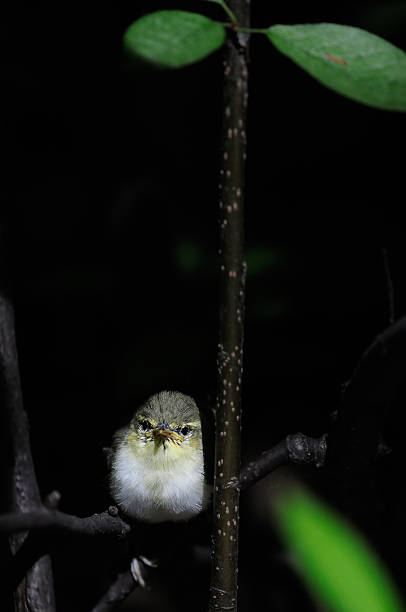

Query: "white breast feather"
left=111, top=439, right=211, bottom=523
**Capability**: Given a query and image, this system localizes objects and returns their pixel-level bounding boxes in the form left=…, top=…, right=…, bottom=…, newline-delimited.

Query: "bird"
left=109, top=390, right=212, bottom=524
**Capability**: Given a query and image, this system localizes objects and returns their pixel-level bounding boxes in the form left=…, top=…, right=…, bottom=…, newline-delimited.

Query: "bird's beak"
left=152, top=429, right=182, bottom=447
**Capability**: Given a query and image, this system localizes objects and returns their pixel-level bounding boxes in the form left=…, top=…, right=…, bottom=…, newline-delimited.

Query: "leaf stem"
left=235, top=26, right=267, bottom=34
left=219, top=0, right=237, bottom=24
left=218, top=22, right=267, bottom=35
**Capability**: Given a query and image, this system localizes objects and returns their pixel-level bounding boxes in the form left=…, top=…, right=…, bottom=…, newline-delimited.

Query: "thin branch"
left=0, top=292, right=56, bottom=610
left=4, top=533, right=50, bottom=591
left=228, top=433, right=328, bottom=491
left=381, top=247, right=395, bottom=325
left=326, top=314, right=406, bottom=527
left=0, top=507, right=131, bottom=537
left=209, top=1, right=250, bottom=611
left=90, top=568, right=138, bottom=612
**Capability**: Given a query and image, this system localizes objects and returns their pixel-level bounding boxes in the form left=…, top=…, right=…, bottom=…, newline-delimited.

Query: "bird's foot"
left=130, top=556, right=158, bottom=589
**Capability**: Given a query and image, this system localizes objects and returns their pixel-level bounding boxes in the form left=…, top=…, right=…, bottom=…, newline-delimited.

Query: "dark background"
left=1, top=1, right=406, bottom=610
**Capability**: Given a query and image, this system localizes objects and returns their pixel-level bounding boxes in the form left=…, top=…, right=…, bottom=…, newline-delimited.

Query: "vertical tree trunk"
left=0, top=295, right=56, bottom=612
left=209, top=2, right=250, bottom=611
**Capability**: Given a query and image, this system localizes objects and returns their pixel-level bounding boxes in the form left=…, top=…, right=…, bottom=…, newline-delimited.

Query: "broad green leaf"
left=272, top=486, right=403, bottom=612
left=267, top=23, right=406, bottom=111
left=123, top=11, right=225, bottom=68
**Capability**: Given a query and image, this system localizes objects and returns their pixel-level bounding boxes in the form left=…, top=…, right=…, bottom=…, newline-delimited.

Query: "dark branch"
left=0, top=507, right=131, bottom=538
left=327, top=315, right=406, bottom=523
left=4, top=533, right=50, bottom=591
left=228, top=433, right=327, bottom=491
left=209, top=2, right=250, bottom=611
left=90, top=569, right=138, bottom=612
left=0, top=292, right=56, bottom=610
left=381, top=247, right=395, bottom=325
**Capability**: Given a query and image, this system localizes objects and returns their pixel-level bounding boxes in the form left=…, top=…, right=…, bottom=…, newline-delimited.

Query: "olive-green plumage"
left=110, top=391, right=211, bottom=523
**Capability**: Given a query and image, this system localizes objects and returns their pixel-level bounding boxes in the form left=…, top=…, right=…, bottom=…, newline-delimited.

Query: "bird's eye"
left=140, top=420, right=152, bottom=431
left=181, top=426, right=190, bottom=436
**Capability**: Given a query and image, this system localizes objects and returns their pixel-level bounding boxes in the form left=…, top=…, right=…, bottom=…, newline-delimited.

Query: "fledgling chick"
left=110, top=391, right=211, bottom=523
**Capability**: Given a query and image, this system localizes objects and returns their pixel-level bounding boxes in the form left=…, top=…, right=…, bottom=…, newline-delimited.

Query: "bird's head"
left=125, top=391, right=203, bottom=465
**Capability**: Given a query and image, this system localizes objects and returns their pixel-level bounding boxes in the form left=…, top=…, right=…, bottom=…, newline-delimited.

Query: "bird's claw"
left=130, top=555, right=158, bottom=588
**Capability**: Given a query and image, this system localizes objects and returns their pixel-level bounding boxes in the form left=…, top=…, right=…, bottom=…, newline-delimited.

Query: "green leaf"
left=272, top=486, right=403, bottom=612
left=267, top=23, right=406, bottom=111
left=123, top=11, right=226, bottom=68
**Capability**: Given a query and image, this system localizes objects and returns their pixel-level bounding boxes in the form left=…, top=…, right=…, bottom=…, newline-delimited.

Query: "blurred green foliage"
left=246, top=246, right=281, bottom=276
left=272, top=485, right=403, bottom=612
left=175, top=241, right=281, bottom=277
left=175, top=241, right=203, bottom=275
left=123, top=11, right=225, bottom=68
